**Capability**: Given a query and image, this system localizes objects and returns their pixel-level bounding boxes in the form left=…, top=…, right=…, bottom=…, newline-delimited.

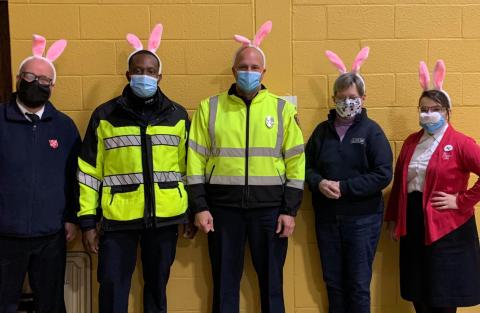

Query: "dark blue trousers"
left=98, top=225, right=178, bottom=313
left=0, top=231, right=66, bottom=313
left=315, top=212, right=382, bottom=313
left=208, top=206, right=288, bottom=313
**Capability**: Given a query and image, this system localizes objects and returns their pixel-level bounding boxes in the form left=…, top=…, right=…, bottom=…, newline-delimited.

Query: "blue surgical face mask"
left=236, top=71, right=262, bottom=94
left=129, top=75, right=158, bottom=98
left=419, top=112, right=446, bottom=134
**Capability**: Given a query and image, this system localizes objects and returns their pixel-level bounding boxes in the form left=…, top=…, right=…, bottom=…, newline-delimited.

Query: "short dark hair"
left=419, top=89, right=451, bottom=120
left=333, top=72, right=365, bottom=97
left=128, top=50, right=160, bottom=71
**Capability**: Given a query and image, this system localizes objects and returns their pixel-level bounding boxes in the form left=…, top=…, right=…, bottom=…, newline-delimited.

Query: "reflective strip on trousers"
left=78, top=171, right=101, bottom=191
left=103, top=172, right=182, bottom=186
left=207, top=97, right=286, bottom=158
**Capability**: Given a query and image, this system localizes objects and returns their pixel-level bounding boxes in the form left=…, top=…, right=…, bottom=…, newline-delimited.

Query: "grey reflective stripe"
left=152, top=134, right=180, bottom=147
left=284, top=144, right=305, bottom=159
left=153, top=171, right=182, bottom=183
left=189, top=139, right=210, bottom=156
left=104, top=135, right=141, bottom=150
left=209, top=175, right=284, bottom=186
left=187, top=175, right=206, bottom=185
left=286, top=179, right=305, bottom=190
left=78, top=171, right=101, bottom=191
left=208, top=96, right=219, bottom=152
left=249, top=147, right=282, bottom=157
left=276, top=98, right=285, bottom=156
left=103, top=173, right=144, bottom=186
left=211, top=147, right=282, bottom=158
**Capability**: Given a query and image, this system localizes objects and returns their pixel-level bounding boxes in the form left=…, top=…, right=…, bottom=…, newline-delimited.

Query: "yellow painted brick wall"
left=8, top=0, right=480, bottom=312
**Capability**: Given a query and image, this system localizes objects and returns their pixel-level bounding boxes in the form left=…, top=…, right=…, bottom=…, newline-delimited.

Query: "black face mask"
left=17, top=79, right=51, bottom=108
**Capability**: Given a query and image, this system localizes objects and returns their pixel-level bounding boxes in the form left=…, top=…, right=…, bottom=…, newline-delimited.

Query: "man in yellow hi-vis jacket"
left=187, top=21, right=305, bottom=313
left=77, top=25, right=192, bottom=313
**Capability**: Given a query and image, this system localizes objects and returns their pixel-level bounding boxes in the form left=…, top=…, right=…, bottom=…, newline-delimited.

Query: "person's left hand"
left=276, top=214, right=295, bottom=238
left=65, top=222, right=78, bottom=242
left=431, top=191, right=458, bottom=210
left=179, top=222, right=197, bottom=239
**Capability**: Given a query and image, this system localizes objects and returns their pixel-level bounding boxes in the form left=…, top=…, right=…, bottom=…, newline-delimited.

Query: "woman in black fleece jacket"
left=305, top=52, right=393, bottom=313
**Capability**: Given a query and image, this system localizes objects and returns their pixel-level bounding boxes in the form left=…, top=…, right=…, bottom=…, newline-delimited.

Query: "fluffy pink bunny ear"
left=234, top=35, right=251, bottom=46
left=433, top=59, right=446, bottom=90
left=351, top=46, right=370, bottom=73
left=127, top=33, right=143, bottom=51
left=148, top=24, right=163, bottom=52
left=252, top=20, right=272, bottom=47
left=32, top=34, right=46, bottom=57
left=325, top=50, right=347, bottom=73
left=419, top=61, right=430, bottom=91
left=46, top=39, right=67, bottom=62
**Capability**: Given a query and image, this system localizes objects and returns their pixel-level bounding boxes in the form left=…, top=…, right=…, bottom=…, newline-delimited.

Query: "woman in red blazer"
left=385, top=60, right=480, bottom=313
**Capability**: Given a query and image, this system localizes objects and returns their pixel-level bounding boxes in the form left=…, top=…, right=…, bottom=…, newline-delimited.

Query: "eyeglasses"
left=20, top=72, right=53, bottom=86
left=418, top=106, right=445, bottom=113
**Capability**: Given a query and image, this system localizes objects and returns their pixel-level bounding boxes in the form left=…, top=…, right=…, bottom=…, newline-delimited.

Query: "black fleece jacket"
left=305, top=109, right=393, bottom=221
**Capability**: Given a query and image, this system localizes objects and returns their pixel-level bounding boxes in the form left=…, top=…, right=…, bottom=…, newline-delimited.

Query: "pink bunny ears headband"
left=233, top=20, right=272, bottom=67
left=419, top=60, right=451, bottom=108
left=127, top=24, right=163, bottom=74
left=18, top=35, right=67, bottom=84
left=325, top=47, right=370, bottom=84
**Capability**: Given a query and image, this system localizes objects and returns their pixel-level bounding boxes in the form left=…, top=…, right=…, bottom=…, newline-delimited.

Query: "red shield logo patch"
left=49, top=139, right=59, bottom=149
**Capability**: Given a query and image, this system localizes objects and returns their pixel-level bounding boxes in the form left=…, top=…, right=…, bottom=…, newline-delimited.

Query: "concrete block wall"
left=8, top=0, right=480, bottom=312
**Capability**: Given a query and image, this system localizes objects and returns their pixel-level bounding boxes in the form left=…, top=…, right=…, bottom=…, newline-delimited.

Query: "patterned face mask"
left=335, top=97, right=362, bottom=118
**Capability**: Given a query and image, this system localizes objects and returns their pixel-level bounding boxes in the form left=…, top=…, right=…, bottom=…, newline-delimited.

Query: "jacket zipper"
left=140, top=125, right=156, bottom=227
left=244, top=103, right=250, bottom=209
left=30, top=121, right=38, bottom=235
left=207, top=165, right=216, bottom=184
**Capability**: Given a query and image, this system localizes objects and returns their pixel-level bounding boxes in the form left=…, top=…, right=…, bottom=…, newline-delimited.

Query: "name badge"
left=265, top=116, right=274, bottom=128
left=351, top=137, right=365, bottom=144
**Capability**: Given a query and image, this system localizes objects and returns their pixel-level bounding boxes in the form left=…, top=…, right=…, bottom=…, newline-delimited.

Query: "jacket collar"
left=5, top=93, right=56, bottom=122
left=227, top=83, right=268, bottom=105
left=117, top=85, right=177, bottom=124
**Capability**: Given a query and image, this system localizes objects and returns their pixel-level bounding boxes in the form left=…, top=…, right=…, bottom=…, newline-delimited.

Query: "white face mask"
left=335, top=97, right=362, bottom=118
left=419, top=112, right=446, bottom=134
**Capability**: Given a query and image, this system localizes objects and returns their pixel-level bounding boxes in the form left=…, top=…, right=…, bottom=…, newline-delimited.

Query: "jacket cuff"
left=190, top=206, right=210, bottom=215
left=339, top=180, right=349, bottom=196
left=64, top=210, right=79, bottom=224
left=307, top=173, right=323, bottom=193
left=78, top=215, right=97, bottom=231
left=280, top=207, right=297, bottom=217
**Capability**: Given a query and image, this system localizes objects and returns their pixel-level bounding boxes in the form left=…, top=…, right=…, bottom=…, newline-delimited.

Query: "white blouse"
left=407, top=124, right=448, bottom=193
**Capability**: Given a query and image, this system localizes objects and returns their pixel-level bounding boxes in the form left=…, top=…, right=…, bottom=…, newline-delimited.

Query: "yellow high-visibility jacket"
left=77, top=87, right=189, bottom=230
left=187, top=86, right=305, bottom=215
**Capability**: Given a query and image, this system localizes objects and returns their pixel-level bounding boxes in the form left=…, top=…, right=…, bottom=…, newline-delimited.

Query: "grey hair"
left=333, top=72, right=366, bottom=97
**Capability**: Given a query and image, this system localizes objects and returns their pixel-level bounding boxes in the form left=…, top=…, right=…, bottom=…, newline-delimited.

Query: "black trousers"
left=98, top=225, right=178, bottom=313
left=208, top=206, right=288, bottom=313
left=0, top=230, right=66, bottom=313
